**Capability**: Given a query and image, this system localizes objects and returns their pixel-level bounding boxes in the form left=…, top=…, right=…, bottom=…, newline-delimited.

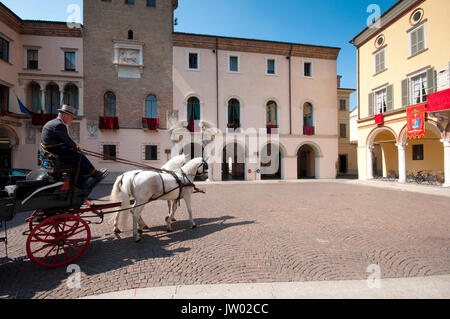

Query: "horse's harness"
left=128, top=159, right=208, bottom=201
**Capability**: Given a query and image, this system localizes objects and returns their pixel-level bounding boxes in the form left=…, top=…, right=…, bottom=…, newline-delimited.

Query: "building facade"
left=1, top=0, right=353, bottom=183
left=351, top=0, right=450, bottom=186
left=0, top=3, right=83, bottom=173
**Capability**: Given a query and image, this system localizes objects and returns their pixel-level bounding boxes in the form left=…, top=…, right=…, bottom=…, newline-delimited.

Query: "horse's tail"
left=109, top=174, right=131, bottom=230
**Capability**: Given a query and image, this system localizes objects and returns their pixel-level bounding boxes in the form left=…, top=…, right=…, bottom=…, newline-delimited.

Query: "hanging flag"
left=406, top=103, right=426, bottom=139
left=36, top=95, right=44, bottom=114
left=16, top=96, right=35, bottom=115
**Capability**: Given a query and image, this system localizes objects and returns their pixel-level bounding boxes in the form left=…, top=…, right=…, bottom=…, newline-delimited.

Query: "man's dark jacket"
left=41, top=117, right=77, bottom=149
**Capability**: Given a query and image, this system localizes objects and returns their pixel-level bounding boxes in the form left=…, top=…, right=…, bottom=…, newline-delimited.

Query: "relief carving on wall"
left=87, top=120, right=99, bottom=140
left=25, top=122, right=36, bottom=144
left=119, top=49, right=140, bottom=65
left=69, top=122, right=80, bottom=143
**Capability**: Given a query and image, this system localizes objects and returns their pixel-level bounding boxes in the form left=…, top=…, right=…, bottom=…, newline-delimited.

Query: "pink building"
left=0, top=3, right=83, bottom=174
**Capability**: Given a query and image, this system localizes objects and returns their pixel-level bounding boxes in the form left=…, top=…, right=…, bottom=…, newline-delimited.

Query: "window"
left=145, top=95, right=158, bottom=118
left=45, top=83, right=60, bottom=114
left=187, top=97, right=200, bottom=122
left=412, top=144, right=424, bottom=161
left=303, top=102, right=314, bottom=127
left=374, top=48, right=386, bottom=74
left=304, top=62, right=312, bottom=77
left=266, top=101, right=278, bottom=126
left=227, top=99, right=240, bottom=128
left=103, top=145, right=117, bottom=160
left=340, top=124, right=347, bottom=138
left=409, top=24, right=426, bottom=57
left=411, top=72, right=428, bottom=104
left=267, top=59, right=276, bottom=75
left=188, top=52, right=199, bottom=70
left=125, top=0, right=135, bottom=4
left=64, top=52, right=76, bottom=71
left=0, top=84, right=9, bottom=113
left=0, top=37, right=9, bottom=63
left=27, top=82, right=41, bottom=113
left=145, top=145, right=158, bottom=161
left=229, top=56, right=239, bottom=72
left=27, top=49, right=39, bottom=69
left=104, top=91, right=116, bottom=116
left=375, top=88, right=387, bottom=114
left=339, top=99, right=346, bottom=111
left=128, top=30, right=134, bottom=40
left=147, top=0, right=156, bottom=7
left=63, top=84, right=79, bottom=113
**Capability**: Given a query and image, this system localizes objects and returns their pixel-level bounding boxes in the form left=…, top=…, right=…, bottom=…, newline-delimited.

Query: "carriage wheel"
left=26, top=215, right=91, bottom=269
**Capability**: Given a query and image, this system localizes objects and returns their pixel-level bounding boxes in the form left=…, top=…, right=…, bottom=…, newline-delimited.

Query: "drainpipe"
left=215, top=37, right=219, bottom=129
left=288, top=45, right=293, bottom=135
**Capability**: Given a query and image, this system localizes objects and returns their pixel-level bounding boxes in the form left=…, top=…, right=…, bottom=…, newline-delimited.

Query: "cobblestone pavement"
left=0, top=181, right=449, bottom=299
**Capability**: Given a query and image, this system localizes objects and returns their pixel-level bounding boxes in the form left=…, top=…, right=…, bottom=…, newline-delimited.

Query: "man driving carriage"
left=40, top=105, right=108, bottom=186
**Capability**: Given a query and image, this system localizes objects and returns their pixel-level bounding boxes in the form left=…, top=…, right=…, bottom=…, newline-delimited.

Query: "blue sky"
left=1, top=0, right=398, bottom=110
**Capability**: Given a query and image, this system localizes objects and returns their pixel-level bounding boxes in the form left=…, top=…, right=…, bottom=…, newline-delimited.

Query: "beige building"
left=337, top=76, right=357, bottom=176
left=350, top=0, right=450, bottom=186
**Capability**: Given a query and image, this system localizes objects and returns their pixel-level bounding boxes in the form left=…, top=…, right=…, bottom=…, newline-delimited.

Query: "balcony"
left=31, top=114, right=58, bottom=126
left=303, top=126, right=315, bottom=136
left=142, top=118, right=159, bottom=131
left=99, top=116, right=119, bottom=130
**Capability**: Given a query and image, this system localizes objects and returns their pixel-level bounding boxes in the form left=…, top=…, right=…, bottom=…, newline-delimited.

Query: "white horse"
left=112, top=154, right=189, bottom=233
left=110, top=157, right=208, bottom=242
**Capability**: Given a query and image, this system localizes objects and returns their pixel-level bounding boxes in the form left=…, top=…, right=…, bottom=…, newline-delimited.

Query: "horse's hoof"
left=114, top=228, right=121, bottom=234
left=171, top=217, right=177, bottom=222
left=143, top=225, right=150, bottom=230
left=167, top=227, right=173, bottom=233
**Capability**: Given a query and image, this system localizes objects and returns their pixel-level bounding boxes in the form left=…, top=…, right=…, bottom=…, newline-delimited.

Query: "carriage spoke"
left=66, top=242, right=81, bottom=253
left=54, top=246, right=60, bottom=264
left=31, top=243, right=54, bottom=255
left=62, top=246, right=70, bottom=260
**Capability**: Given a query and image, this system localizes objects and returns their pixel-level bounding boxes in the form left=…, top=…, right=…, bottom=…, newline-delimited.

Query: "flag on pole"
left=16, top=95, right=35, bottom=115
left=36, top=95, right=44, bottom=114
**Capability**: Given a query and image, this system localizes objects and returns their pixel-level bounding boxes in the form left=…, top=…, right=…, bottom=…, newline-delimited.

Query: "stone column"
left=442, top=139, right=450, bottom=187
left=396, top=142, right=407, bottom=183
left=367, top=145, right=374, bottom=180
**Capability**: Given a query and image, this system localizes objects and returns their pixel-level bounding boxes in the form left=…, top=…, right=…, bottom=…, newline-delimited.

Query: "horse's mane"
left=161, top=154, right=189, bottom=170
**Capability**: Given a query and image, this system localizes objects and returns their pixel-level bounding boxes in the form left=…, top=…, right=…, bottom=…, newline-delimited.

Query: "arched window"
left=303, top=102, right=314, bottom=127
left=63, top=84, right=79, bottom=114
left=128, top=30, right=134, bottom=40
left=27, top=82, right=41, bottom=113
left=187, top=97, right=200, bottom=122
left=228, top=99, right=240, bottom=128
left=104, top=91, right=116, bottom=116
left=45, top=83, right=60, bottom=114
left=145, top=95, right=158, bottom=118
left=266, top=101, right=278, bottom=126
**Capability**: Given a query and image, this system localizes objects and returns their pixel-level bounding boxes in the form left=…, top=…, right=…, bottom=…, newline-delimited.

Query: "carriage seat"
left=38, top=150, right=74, bottom=172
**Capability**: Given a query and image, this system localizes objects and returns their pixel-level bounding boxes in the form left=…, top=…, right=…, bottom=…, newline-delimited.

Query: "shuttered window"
left=374, top=48, right=386, bottom=74
left=409, top=24, right=426, bottom=57
left=0, top=37, right=9, bottom=63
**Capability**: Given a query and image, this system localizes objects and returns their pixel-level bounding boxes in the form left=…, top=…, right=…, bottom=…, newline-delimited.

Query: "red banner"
left=406, top=103, right=425, bottom=139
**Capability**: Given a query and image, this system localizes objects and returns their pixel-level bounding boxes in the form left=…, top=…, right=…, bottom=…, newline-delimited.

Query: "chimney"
left=337, top=75, right=342, bottom=88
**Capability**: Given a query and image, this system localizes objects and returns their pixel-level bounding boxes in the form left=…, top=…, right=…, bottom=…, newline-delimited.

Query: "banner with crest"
left=406, top=103, right=426, bottom=139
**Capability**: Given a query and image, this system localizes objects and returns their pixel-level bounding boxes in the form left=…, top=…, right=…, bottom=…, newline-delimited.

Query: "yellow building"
left=350, top=0, right=450, bottom=187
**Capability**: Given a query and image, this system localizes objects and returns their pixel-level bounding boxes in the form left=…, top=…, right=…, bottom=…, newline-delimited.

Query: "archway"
left=297, top=145, right=315, bottom=179
left=261, top=143, right=282, bottom=180
left=367, top=128, right=398, bottom=179
left=222, top=142, right=245, bottom=181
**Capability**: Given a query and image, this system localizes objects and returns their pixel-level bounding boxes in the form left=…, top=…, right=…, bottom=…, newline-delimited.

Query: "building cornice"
left=350, top=0, right=425, bottom=48
left=173, top=32, right=340, bottom=60
left=0, top=3, right=82, bottom=38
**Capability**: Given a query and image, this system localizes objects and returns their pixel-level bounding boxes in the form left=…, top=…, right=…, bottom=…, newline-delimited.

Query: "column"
left=442, top=139, right=450, bottom=187
left=366, top=145, right=374, bottom=180
left=396, top=142, right=407, bottom=183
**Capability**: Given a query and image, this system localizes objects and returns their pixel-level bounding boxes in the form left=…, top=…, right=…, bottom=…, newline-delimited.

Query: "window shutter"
left=386, top=84, right=393, bottom=111
left=368, top=93, right=374, bottom=117
left=427, top=68, right=435, bottom=94
left=402, top=78, right=409, bottom=107
left=417, top=26, right=425, bottom=52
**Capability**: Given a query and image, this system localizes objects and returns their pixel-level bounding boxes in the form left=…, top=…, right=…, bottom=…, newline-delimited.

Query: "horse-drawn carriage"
left=0, top=150, right=207, bottom=268
left=0, top=151, right=121, bottom=269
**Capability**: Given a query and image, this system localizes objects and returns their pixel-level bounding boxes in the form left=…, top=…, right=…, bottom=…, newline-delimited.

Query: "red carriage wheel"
left=26, top=214, right=91, bottom=269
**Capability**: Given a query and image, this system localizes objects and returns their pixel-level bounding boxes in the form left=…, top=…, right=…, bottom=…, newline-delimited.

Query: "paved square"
left=0, top=181, right=449, bottom=299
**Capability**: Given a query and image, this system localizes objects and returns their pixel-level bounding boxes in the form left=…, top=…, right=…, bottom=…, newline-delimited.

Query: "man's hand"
left=77, top=146, right=81, bottom=152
